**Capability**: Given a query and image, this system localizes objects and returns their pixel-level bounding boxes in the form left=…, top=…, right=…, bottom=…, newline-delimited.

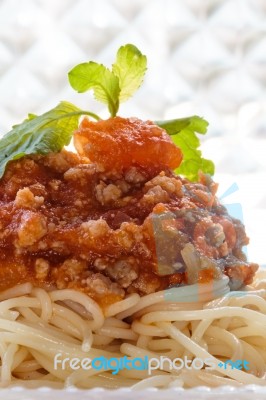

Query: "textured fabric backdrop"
left=0, top=0, right=265, bottom=263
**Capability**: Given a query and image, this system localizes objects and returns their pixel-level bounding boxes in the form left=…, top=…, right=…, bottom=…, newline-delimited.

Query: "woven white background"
left=0, top=0, right=265, bottom=264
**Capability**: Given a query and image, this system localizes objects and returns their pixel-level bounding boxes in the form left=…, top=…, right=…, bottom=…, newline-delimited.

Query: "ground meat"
left=42, top=150, right=80, bottom=173
left=81, top=219, right=110, bottom=238
left=48, top=180, right=61, bottom=191
left=64, top=164, right=98, bottom=184
left=114, top=179, right=131, bottom=194
left=144, top=172, right=183, bottom=197
left=0, top=117, right=259, bottom=308
left=95, top=182, right=122, bottom=205
left=125, top=167, right=146, bottom=183
left=15, top=187, right=44, bottom=209
left=142, top=186, right=170, bottom=204
left=35, top=258, right=50, bottom=280
left=94, top=257, right=139, bottom=288
left=81, top=272, right=125, bottom=299
left=17, top=212, right=47, bottom=247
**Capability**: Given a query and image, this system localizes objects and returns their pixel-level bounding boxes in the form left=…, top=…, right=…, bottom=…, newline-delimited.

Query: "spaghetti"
left=0, top=271, right=265, bottom=389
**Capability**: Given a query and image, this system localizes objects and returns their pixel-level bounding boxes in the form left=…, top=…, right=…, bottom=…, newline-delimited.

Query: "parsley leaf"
left=155, top=116, right=214, bottom=181
left=0, top=101, right=99, bottom=178
left=112, top=44, right=147, bottom=102
left=68, top=62, right=120, bottom=117
left=68, top=44, right=146, bottom=117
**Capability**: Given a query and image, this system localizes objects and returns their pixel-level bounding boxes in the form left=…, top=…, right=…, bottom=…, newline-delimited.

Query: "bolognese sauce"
left=0, top=117, right=258, bottom=307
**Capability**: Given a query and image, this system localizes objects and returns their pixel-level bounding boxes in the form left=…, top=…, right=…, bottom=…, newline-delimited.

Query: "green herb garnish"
left=68, top=62, right=120, bottom=118
left=112, top=44, right=147, bottom=103
left=156, top=116, right=214, bottom=181
left=0, top=102, right=99, bottom=178
left=68, top=44, right=147, bottom=117
left=0, top=44, right=214, bottom=181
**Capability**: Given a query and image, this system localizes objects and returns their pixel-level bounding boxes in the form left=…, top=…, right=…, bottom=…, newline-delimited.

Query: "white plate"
left=1, top=385, right=266, bottom=400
